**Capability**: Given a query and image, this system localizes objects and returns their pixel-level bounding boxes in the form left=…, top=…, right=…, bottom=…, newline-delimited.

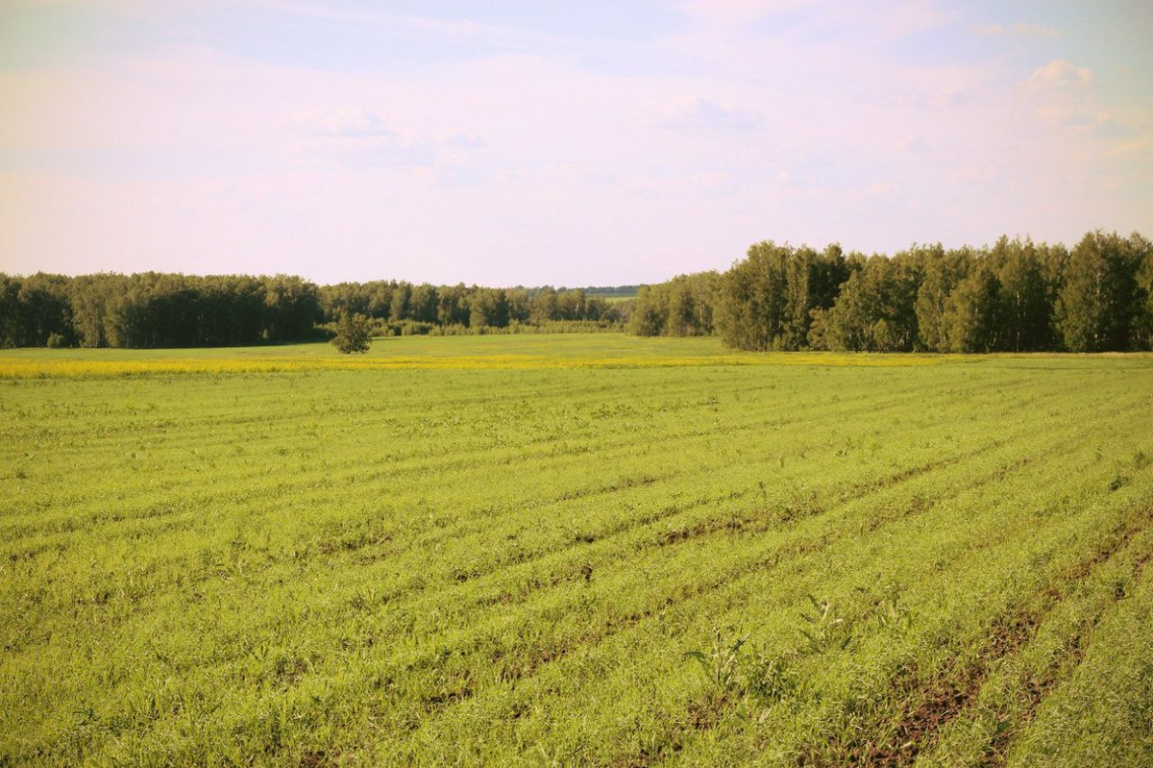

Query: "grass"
left=0, top=335, right=952, bottom=378
left=1, top=334, right=1151, bottom=766
left=588, top=293, right=637, bottom=304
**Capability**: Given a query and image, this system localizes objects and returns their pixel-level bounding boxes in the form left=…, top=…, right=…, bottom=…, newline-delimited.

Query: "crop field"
left=0, top=334, right=913, bottom=379
left=2, top=335, right=1152, bottom=766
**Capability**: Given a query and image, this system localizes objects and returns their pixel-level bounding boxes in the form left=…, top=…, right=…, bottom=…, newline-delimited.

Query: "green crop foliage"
left=1, top=335, right=1151, bottom=766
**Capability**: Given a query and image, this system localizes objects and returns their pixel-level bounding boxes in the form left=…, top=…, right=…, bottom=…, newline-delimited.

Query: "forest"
left=2, top=230, right=1150, bottom=353
left=630, top=230, right=1153, bottom=353
left=0, top=274, right=621, bottom=349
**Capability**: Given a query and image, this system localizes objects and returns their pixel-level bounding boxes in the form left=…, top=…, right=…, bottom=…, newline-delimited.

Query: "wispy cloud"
left=1017, top=58, right=1147, bottom=165
left=896, top=135, right=931, bottom=152
left=974, top=22, right=1058, bottom=39
left=675, top=0, right=953, bottom=41
left=639, top=97, right=764, bottom=133
left=1025, top=59, right=1092, bottom=93
left=252, top=0, right=485, bottom=39
left=293, top=109, right=396, bottom=138
left=1, top=0, right=1150, bottom=284
left=1021, top=59, right=1099, bottom=130
left=287, top=110, right=485, bottom=170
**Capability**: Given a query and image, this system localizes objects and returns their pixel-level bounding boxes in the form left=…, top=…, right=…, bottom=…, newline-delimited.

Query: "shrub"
left=331, top=312, right=372, bottom=354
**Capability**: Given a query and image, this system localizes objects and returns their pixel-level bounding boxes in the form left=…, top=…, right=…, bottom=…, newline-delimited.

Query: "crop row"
left=1, top=354, right=1151, bottom=765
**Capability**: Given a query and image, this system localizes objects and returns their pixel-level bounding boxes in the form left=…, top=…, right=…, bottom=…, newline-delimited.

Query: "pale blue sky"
left=1, top=0, right=1150, bottom=285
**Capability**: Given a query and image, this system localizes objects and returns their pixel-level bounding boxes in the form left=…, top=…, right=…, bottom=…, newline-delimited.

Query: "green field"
left=2, top=335, right=1152, bottom=766
left=588, top=292, right=637, bottom=304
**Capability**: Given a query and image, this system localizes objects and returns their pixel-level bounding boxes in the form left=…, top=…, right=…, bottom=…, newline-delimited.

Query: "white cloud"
left=869, top=0, right=955, bottom=40
left=1, top=2, right=1149, bottom=284
left=252, top=0, right=484, bottom=39
left=1021, top=60, right=1108, bottom=131
left=950, top=164, right=999, bottom=184
left=292, top=109, right=396, bottom=138
left=896, top=135, right=930, bottom=152
left=290, top=136, right=432, bottom=169
left=675, top=0, right=809, bottom=27
left=623, top=170, right=739, bottom=200
left=885, top=87, right=969, bottom=110
left=1025, top=60, right=1093, bottom=93
left=1106, top=135, right=1151, bottom=158
left=284, top=109, right=486, bottom=170
left=674, top=0, right=953, bottom=43
left=975, top=23, right=1058, bottom=38
left=639, top=97, right=764, bottom=133
left=675, top=0, right=950, bottom=33
left=501, top=164, right=617, bottom=188
left=1091, top=116, right=1135, bottom=140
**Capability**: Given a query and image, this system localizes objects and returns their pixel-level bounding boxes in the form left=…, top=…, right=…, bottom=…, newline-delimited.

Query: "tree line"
left=629, top=231, right=1153, bottom=353
left=5, top=230, right=1149, bottom=352
left=320, top=281, right=621, bottom=335
left=0, top=272, right=624, bottom=348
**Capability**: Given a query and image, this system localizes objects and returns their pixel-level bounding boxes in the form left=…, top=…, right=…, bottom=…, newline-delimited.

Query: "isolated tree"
left=332, top=312, right=372, bottom=354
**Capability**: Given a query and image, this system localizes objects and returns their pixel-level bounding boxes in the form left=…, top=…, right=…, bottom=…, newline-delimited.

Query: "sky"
left=1, top=1, right=1150, bottom=287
